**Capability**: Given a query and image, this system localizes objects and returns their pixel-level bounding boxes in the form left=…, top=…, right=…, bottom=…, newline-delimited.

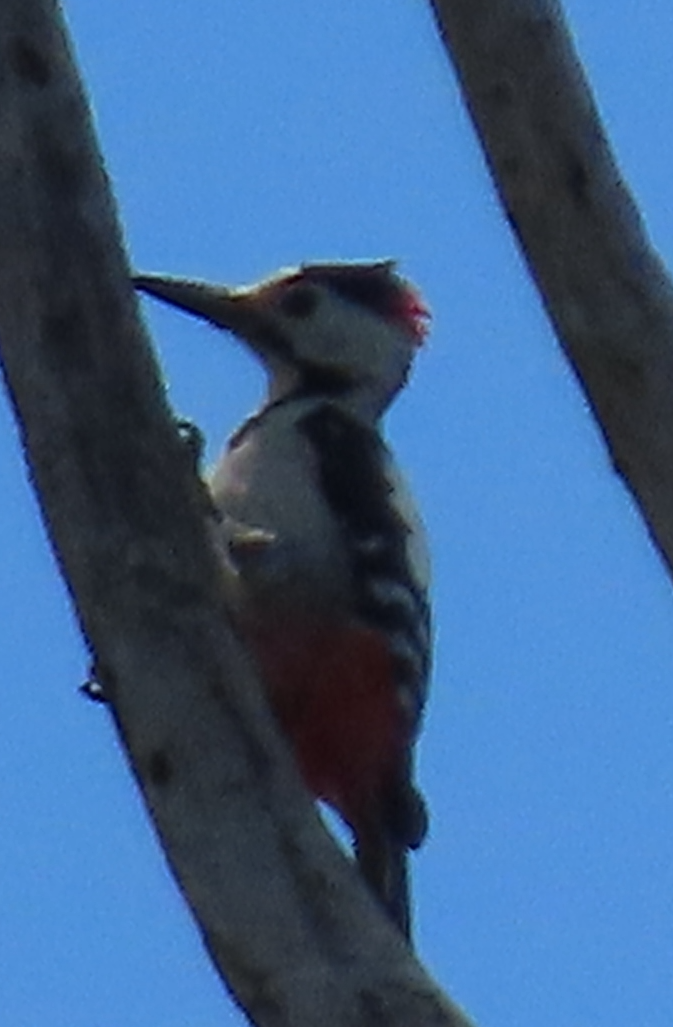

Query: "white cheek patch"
left=286, top=290, right=405, bottom=376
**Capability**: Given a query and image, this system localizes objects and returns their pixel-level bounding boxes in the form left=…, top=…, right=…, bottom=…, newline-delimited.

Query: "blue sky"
left=2, top=1, right=673, bottom=1024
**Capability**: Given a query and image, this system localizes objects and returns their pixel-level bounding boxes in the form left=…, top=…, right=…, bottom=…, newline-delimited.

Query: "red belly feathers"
left=243, top=618, right=404, bottom=833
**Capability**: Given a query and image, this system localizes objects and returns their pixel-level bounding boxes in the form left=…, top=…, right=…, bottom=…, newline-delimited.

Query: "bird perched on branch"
left=134, top=260, right=432, bottom=941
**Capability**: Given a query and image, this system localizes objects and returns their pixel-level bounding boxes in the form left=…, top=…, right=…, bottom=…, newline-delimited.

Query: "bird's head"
left=134, top=260, right=430, bottom=416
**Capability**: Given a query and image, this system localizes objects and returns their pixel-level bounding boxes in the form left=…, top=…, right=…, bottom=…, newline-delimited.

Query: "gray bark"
left=0, top=2, right=472, bottom=1026
left=431, top=0, right=673, bottom=576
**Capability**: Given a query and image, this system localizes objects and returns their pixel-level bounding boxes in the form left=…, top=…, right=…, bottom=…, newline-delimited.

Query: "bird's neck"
left=265, top=367, right=394, bottom=425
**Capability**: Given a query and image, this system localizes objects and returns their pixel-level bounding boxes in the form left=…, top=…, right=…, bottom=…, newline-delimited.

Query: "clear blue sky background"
left=2, top=2, right=673, bottom=1024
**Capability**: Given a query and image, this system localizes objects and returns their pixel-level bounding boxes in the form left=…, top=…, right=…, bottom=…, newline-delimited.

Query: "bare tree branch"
left=0, top=3, right=474, bottom=1025
left=430, top=0, right=673, bottom=577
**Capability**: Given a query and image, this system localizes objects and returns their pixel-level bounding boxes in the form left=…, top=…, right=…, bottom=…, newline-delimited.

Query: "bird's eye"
left=279, top=284, right=318, bottom=319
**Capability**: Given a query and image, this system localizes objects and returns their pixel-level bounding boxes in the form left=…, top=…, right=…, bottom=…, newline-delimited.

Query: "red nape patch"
left=244, top=619, right=406, bottom=831
left=395, top=284, right=431, bottom=345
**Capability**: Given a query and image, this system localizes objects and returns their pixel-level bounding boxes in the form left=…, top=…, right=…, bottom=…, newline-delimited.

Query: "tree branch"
left=0, top=3, right=473, bottom=1025
left=431, top=0, right=673, bottom=576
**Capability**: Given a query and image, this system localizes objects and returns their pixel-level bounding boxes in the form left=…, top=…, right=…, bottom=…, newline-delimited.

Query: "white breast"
left=208, top=400, right=352, bottom=610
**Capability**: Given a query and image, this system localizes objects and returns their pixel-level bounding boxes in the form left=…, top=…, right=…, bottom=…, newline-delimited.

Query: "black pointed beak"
left=133, top=273, right=267, bottom=339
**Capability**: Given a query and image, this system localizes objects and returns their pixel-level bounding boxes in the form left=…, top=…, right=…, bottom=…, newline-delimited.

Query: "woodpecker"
left=133, top=260, right=432, bottom=940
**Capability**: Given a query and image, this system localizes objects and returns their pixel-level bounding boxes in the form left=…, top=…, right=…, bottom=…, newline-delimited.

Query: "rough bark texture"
left=431, top=0, right=673, bottom=576
left=0, top=3, right=474, bottom=1026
